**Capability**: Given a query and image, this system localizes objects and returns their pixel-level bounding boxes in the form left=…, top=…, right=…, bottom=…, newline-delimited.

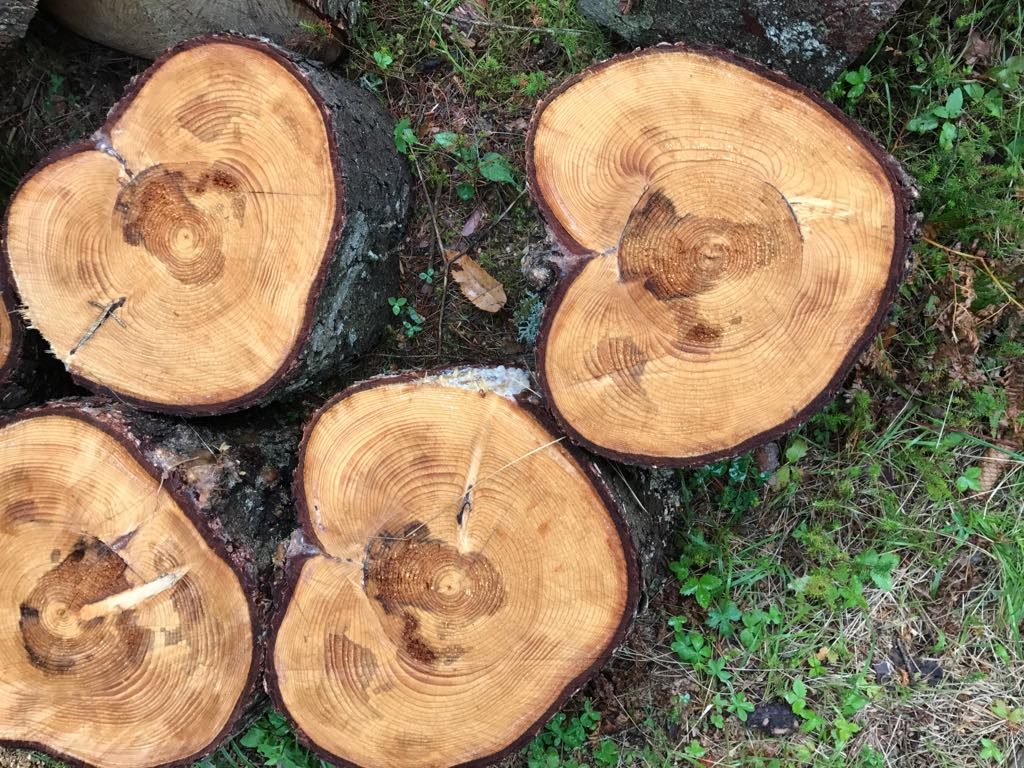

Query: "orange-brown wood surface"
left=270, top=368, right=638, bottom=768
left=0, top=408, right=255, bottom=766
left=4, top=38, right=339, bottom=413
left=529, top=46, right=913, bottom=466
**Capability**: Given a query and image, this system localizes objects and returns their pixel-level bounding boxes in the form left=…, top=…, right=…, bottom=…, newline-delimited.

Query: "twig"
left=460, top=187, right=527, bottom=252
left=69, top=297, right=126, bottom=356
left=408, top=151, right=451, bottom=351
left=921, top=236, right=1024, bottom=312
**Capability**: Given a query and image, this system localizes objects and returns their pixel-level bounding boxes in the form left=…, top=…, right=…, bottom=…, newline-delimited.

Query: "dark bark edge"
left=0, top=272, right=24, bottom=388
left=266, top=366, right=641, bottom=768
left=527, top=42, right=918, bottom=468
left=0, top=34, right=347, bottom=416
left=0, top=401, right=262, bottom=768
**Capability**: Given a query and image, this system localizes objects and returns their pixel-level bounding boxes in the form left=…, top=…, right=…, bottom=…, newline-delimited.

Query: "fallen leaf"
left=451, top=256, right=506, bottom=312
left=461, top=205, right=487, bottom=237
left=965, top=31, right=994, bottom=66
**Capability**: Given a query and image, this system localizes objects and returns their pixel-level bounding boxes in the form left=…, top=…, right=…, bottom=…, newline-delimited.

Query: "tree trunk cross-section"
left=3, top=35, right=409, bottom=416
left=527, top=45, right=917, bottom=467
left=0, top=403, right=257, bottom=767
left=269, top=367, right=639, bottom=768
left=40, top=0, right=345, bottom=61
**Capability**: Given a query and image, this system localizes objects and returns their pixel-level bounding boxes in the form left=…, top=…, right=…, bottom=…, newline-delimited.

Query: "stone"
left=577, top=0, right=905, bottom=89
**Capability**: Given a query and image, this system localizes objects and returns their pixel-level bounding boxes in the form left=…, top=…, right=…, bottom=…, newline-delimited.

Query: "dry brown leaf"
left=461, top=205, right=487, bottom=237
left=965, top=31, right=995, bottom=65
left=451, top=256, right=506, bottom=312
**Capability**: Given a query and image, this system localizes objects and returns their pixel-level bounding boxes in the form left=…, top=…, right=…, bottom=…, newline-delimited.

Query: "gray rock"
left=577, top=0, right=905, bottom=89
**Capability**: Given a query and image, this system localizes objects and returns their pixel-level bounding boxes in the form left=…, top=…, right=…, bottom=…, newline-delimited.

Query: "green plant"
left=591, top=738, right=619, bottom=766
left=393, top=118, right=419, bottom=155
left=387, top=296, right=425, bottom=337
left=844, top=65, right=872, bottom=101
left=393, top=122, right=519, bottom=200
left=907, top=86, right=964, bottom=149
left=372, top=48, right=393, bottom=70
left=216, top=711, right=329, bottom=768
left=979, top=738, right=1004, bottom=762
left=526, top=700, right=601, bottom=768
left=680, top=454, right=768, bottom=516
left=520, top=70, right=548, bottom=96
left=681, top=740, right=707, bottom=765
left=955, top=465, right=982, bottom=492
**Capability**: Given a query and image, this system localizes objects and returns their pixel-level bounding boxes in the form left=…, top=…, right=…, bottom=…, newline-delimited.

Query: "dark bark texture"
left=67, top=399, right=301, bottom=585
left=276, top=52, right=412, bottom=401
left=603, top=465, right=680, bottom=601
left=0, top=0, right=36, bottom=51
left=39, top=0, right=346, bottom=61
left=576, top=0, right=905, bottom=89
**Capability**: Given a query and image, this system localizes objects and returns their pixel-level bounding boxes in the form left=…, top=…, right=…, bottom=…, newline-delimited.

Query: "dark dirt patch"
left=0, top=17, right=145, bottom=207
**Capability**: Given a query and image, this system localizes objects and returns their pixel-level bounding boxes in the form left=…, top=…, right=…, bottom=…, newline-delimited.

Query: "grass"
left=361, top=0, right=1024, bottom=765
left=503, top=1, right=1024, bottom=765
left=1, top=0, right=1022, bottom=766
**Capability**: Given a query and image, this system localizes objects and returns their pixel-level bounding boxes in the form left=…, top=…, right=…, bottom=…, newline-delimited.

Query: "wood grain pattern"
left=528, top=45, right=914, bottom=466
left=0, top=288, right=13, bottom=383
left=3, top=36, right=409, bottom=415
left=269, top=367, right=638, bottom=768
left=0, top=407, right=255, bottom=767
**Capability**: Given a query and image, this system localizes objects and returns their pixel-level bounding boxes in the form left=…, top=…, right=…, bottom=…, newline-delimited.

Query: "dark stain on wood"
left=114, top=161, right=246, bottom=286
left=19, top=535, right=152, bottom=675
left=364, top=521, right=505, bottom=666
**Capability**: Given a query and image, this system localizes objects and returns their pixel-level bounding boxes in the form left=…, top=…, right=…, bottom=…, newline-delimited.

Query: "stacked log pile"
left=0, top=22, right=912, bottom=768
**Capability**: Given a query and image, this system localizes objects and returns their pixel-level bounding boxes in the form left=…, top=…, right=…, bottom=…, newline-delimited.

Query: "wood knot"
left=114, top=162, right=247, bottom=286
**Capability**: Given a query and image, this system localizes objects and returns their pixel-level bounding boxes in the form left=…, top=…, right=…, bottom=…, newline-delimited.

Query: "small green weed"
left=526, top=700, right=600, bottom=768
left=679, top=454, right=769, bottom=517
left=393, top=120, right=518, bottom=200
left=197, top=711, right=328, bottom=768
left=388, top=296, right=425, bottom=337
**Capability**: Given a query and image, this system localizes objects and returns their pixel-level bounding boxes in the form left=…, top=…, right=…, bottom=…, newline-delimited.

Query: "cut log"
left=40, top=0, right=345, bottom=61
left=76, top=401, right=302, bottom=582
left=0, top=402, right=258, bottom=767
left=269, top=366, right=638, bottom=768
left=0, top=279, right=22, bottom=398
left=3, top=35, right=410, bottom=415
left=0, top=0, right=37, bottom=51
left=0, top=274, right=74, bottom=412
left=527, top=45, right=917, bottom=467
left=576, top=0, right=905, bottom=90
